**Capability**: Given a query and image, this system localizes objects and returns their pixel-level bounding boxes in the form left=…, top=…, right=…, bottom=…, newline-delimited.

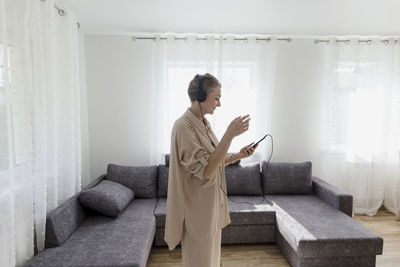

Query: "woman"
left=164, top=73, right=258, bottom=267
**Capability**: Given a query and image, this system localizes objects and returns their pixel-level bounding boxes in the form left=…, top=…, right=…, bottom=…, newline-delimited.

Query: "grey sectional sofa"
left=26, top=158, right=383, bottom=267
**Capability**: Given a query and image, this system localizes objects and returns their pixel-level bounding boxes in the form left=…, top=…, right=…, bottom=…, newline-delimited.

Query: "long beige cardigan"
left=164, top=108, right=231, bottom=250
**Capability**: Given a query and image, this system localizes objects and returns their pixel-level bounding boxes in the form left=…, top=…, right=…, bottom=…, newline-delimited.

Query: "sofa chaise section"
left=261, top=161, right=383, bottom=267
left=27, top=197, right=157, bottom=267
left=268, top=195, right=383, bottom=267
left=26, top=171, right=158, bottom=267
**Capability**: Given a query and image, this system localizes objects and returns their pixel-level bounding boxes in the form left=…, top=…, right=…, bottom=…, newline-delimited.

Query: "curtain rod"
left=131, top=34, right=399, bottom=44
left=40, top=0, right=80, bottom=29
left=132, top=36, right=292, bottom=42
left=315, top=39, right=399, bottom=44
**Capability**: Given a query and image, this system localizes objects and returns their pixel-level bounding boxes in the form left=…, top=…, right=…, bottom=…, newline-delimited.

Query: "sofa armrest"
left=45, top=174, right=106, bottom=248
left=312, top=176, right=353, bottom=217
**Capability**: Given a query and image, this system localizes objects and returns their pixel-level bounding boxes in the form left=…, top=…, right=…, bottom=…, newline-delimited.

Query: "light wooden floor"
left=147, top=207, right=400, bottom=267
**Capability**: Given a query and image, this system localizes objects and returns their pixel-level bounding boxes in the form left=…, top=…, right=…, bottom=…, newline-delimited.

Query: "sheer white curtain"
left=320, top=38, right=400, bottom=216
left=0, top=0, right=81, bottom=266
left=149, top=35, right=276, bottom=165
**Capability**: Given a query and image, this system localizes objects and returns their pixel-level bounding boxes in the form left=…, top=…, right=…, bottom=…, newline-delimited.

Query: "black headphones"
left=196, top=74, right=207, bottom=102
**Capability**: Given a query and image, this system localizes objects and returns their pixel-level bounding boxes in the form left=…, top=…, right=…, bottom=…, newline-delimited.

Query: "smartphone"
left=252, top=134, right=268, bottom=148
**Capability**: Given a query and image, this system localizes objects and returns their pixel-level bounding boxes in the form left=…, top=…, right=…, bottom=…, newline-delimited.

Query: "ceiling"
left=58, top=0, right=400, bottom=36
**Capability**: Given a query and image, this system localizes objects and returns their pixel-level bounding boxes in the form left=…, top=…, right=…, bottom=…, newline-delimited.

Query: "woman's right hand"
left=226, top=115, right=250, bottom=138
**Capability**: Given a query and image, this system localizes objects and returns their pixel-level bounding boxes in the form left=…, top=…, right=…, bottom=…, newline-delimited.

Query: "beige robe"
left=164, top=108, right=231, bottom=251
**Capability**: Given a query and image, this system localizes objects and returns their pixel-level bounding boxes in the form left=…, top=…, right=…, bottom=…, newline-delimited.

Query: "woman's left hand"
left=237, top=142, right=258, bottom=159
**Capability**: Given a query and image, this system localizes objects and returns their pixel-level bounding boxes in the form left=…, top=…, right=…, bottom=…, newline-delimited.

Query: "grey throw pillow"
left=106, top=163, right=158, bottom=198
left=78, top=180, right=134, bottom=218
left=225, top=163, right=262, bottom=195
left=261, top=161, right=312, bottom=194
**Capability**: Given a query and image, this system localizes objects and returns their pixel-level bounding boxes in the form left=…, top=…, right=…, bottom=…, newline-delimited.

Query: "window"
left=327, top=60, right=398, bottom=162
left=0, top=44, right=25, bottom=171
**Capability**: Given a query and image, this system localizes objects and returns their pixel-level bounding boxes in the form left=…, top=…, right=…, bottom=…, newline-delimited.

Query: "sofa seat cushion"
left=227, top=196, right=275, bottom=225
left=154, top=196, right=275, bottom=228
left=266, top=195, right=383, bottom=258
left=26, top=199, right=157, bottom=267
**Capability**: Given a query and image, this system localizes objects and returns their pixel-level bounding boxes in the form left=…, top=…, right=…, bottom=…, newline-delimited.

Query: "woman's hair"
left=188, top=73, right=221, bottom=102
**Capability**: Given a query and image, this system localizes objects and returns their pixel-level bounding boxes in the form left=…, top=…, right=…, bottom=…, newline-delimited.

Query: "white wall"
left=84, top=35, right=327, bottom=180
left=78, top=32, right=91, bottom=188
left=84, top=35, right=155, bottom=179
left=271, top=40, right=325, bottom=176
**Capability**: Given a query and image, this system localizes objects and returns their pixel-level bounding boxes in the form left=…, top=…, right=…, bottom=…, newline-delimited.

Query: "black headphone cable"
left=219, top=134, right=273, bottom=205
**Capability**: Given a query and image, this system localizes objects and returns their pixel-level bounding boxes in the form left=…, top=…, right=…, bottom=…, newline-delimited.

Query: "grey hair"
left=188, top=73, right=221, bottom=102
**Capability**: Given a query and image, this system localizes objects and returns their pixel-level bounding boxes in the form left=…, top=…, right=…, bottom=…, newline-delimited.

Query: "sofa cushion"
left=226, top=196, right=275, bottom=225
left=266, top=195, right=383, bottom=258
left=154, top=197, right=275, bottom=228
left=106, top=163, right=158, bottom=198
left=225, top=163, right=262, bottom=195
left=261, top=161, right=313, bottom=194
left=165, top=154, right=170, bottom=166
left=78, top=180, right=134, bottom=218
left=44, top=175, right=105, bottom=248
left=157, top=165, right=169, bottom=198
left=26, top=199, right=157, bottom=267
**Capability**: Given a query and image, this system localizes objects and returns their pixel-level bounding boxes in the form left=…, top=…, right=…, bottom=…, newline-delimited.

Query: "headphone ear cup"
left=197, top=89, right=206, bottom=102
left=197, top=75, right=206, bottom=102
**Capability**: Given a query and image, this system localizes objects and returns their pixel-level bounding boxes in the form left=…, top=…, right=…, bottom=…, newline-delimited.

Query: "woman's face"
left=202, top=86, right=221, bottom=115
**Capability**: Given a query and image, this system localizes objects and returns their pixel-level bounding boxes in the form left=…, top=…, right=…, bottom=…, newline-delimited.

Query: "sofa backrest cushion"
left=106, top=163, right=158, bottom=198
left=45, top=174, right=104, bottom=248
left=225, top=163, right=262, bottom=195
left=78, top=180, right=134, bottom=218
left=165, top=154, right=170, bottom=166
left=261, top=161, right=312, bottom=194
left=158, top=164, right=169, bottom=197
